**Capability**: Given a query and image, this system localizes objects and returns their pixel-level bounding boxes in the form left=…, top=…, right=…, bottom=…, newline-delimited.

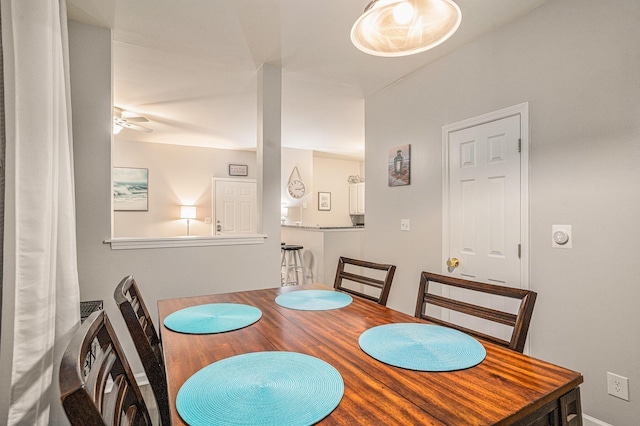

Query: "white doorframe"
left=442, top=102, right=530, bottom=290
left=212, top=177, right=258, bottom=235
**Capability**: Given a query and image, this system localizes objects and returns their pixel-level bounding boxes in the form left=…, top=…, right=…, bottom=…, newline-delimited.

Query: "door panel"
left=448, top=114, right=521, bottom=286
left=213, top=178, right=257, bottom=235
left=444, top=113, right=523, bottom=343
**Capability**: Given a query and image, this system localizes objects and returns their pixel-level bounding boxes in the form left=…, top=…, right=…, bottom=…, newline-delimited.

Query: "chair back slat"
left=426, top=293, right=518, bottom=326
left=114, top=276, right=170, bottom=425
left=102, top=375, right=123, bottom=425
left=59, top=310, right=151, bottom=426
left=333, top=257, right=396, bottom=306
left=130, top=296, right=141, bottom=316
left=415, top=272, right=537, bottom=353
left=425, top=316, right=511, bottom=348
left=340, top=271, right=386, bottom=289
left=85, top=342, right=117, bottom=409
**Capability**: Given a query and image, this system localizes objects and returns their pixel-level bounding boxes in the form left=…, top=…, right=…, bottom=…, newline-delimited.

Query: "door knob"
left=446, top=257, right=460, bottom=268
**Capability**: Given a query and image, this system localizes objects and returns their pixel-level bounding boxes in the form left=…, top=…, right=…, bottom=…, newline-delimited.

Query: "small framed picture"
left=113, top=167, right=148, bottom=211
left=228, top=164, right=248, bottom=176
left=318, top=192, right=331, bottom=211
left=388, top=144, right=411, bottom=187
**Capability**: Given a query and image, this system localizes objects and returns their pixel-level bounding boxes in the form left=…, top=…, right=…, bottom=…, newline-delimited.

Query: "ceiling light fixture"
left=351, top=0, right=462, bottom=57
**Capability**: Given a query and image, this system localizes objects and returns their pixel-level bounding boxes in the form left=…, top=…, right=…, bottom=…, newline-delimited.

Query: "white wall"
left=113, top=138, right=256, bottom=237
left=307, top=156, right=362, bottom=227
left=69, top=20, right=282, bottom=376
left=363, top=1, right=640, bottom=424
left=281, top=148, right=363, bottom=227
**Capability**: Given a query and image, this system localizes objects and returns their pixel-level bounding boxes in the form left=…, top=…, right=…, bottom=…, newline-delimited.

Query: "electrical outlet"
left=400, top=219, right=410, bottom=231
left=607, top=372, right=629, bottom=401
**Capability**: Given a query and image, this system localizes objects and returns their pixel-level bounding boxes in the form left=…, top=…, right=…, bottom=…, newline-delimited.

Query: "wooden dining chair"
left=114, top=275, right=170, bottom=426
left=414, top=272, right=537, bottom=353
left=333, top=256, right=396, bottom=306
left=59, top=310, right=152, bottom=426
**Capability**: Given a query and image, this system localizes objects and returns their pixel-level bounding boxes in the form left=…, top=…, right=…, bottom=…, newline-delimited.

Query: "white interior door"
left=448, top=114, right=521, bottom=284
left=212, top=178, right=257, bottom=235
left=442, top=104, right=529, bottom=343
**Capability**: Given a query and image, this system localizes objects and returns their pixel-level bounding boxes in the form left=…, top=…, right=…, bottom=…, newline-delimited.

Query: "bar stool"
left=281, top=245, right=306, bottom=286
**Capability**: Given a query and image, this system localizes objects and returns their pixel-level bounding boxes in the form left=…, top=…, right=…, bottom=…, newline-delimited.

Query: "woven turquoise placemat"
left=275, top=290, right=352, bottom=311
left=359, top=323, right=486, bottom=371
left=176, top=351, right=344, bottom=426
left=163, top=303, right=262, bottom=334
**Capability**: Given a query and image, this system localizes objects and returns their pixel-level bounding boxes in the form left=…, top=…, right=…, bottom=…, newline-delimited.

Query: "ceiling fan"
left=113, top=106, right=152, bottom=134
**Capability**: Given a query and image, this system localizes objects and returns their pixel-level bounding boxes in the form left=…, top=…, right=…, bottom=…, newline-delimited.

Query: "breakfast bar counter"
left=281, top=225, right=364, bottom=283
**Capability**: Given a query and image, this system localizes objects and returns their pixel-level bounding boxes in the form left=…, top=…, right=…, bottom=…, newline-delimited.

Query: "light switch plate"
left=552, top=225, right=572, bottom=249
left=401, top=219, right=410, bottom=231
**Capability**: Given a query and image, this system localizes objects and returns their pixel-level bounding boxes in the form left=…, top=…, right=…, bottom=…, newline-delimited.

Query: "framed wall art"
left=318, top=192, right=331, bottom=211
left=388, top=144, right=411, bottom=187
left=229, top=164, right=248, bottom=176
left=113, top=167, right=148, bottom=211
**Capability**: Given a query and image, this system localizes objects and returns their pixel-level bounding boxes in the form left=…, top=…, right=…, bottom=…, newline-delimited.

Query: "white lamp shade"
left=181, top=206, right=197, bottom=219
left=351, top=0, right=462, bottom=57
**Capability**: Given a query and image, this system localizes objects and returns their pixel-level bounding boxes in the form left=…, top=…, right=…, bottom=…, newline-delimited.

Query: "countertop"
left=281, top=224, right=364, bottom=231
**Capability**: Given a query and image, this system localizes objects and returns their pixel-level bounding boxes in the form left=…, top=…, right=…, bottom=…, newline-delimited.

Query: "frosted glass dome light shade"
left=351, top=0, right=462, bottom=57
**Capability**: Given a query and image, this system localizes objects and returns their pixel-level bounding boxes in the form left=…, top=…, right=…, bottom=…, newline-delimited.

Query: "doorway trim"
left=212, top=177, right=258, bottom=235
left=442, top=102, right=530, bottom=289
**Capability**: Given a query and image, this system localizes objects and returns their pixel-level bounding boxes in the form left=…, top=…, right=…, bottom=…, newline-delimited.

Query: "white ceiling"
left=66, top=0, right=547, bottom=158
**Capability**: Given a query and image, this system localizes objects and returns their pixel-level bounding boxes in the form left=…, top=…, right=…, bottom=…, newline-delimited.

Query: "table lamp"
left=181, top=206, right=196, bottom=236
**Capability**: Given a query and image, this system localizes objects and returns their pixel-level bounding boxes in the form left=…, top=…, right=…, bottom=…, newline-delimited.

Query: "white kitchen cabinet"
left=349, top=183, right=365, bottom=215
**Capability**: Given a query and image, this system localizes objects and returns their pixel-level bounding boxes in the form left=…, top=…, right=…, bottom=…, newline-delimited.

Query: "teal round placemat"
left=163, top=303, right=262, bottom=334
left=176, top=351, right=344, bottom=426
left=359, top=323, right=486, bottom=371
left=275, top=290, right=352, bottom=311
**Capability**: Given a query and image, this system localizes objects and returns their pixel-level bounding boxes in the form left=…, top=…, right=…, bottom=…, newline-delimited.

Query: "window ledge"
left=104, top=234, right=268, bottom=250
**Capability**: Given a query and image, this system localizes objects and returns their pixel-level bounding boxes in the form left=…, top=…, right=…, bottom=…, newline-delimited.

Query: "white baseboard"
left=583, top=413, right=612, bottom=426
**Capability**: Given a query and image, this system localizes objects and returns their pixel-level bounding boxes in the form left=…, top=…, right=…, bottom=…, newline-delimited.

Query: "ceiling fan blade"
left=122, top=116, right=149, bottom=123
left=121, top=122, right=153, bottom=133
left=113, top=106, right=152, bottom=132
left=114, top=106, right=149, bottom=121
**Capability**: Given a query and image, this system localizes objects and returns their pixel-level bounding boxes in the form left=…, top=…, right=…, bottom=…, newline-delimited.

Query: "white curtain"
left=1, top=0, right=80, bottom=424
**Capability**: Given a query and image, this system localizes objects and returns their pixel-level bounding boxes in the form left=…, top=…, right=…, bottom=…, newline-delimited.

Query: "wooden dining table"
left=158, top=284, right=583, bottom=425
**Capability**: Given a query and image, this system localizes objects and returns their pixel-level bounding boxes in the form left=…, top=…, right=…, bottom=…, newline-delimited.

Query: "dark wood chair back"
left=414, top=272, right=537, bottom=353
left=333, top=256, right=396, bottom=306
left=114, top=275, right=169, bottom=426
left=59, top=310, right=152, bottom=426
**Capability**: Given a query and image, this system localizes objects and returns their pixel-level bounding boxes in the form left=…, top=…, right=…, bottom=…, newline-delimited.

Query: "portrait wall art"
left=388, top=144, right=411, bottom=187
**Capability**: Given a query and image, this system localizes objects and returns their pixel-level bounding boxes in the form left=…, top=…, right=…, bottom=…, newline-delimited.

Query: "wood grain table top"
left=158, top=284, right=582, bottom=425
